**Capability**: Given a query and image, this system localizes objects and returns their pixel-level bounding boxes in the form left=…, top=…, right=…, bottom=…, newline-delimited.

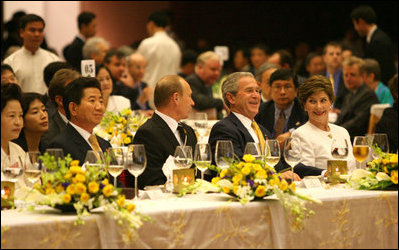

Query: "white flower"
left=375, top=172, right=391, bottom=181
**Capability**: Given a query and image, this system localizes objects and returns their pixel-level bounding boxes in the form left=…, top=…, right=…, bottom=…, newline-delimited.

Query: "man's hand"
left=276, top=131, right=291, bottom=149
left=137, top=86, right=154, bottom=105
left=119, top=71, right=134, bottom=88
left=280, top=171, right=301, bottom=181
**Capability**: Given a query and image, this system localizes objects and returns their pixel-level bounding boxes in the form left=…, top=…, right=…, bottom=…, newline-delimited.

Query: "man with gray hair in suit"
left=82, top=37, right=110, bottom=66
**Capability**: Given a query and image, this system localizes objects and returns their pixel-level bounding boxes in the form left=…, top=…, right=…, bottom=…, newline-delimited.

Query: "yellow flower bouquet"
left=94, top=108, right=148, bottom=147
left=210, top=154, right=321, bottom=231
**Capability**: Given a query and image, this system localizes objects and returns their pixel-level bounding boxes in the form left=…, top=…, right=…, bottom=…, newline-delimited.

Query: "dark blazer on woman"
left=375, top=105, right=398, bottom=153
left=12, top=128, right=46, bottom=153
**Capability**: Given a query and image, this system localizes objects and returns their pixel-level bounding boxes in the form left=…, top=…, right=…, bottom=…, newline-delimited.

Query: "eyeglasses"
left=271, top=85, right=294, bottom=91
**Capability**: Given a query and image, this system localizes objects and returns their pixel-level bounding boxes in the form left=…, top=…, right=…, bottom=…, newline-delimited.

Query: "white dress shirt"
left=69, top=122, right=98, bottom=151
left=138, top=31, right=181, bottom=87
left=4, top=47, right=60, bottom=94
left=155, top=110, right=184, bottom=146
left=232, top=112, right=259, bottom=144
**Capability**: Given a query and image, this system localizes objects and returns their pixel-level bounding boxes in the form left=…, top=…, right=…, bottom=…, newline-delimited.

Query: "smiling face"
left=229, top=76, right=260, bottom=120
left=304, top=90, right=332, bottom=127
left=1, top=100, right=23, bottom=142
left=24, top=98, right=48, bottom=134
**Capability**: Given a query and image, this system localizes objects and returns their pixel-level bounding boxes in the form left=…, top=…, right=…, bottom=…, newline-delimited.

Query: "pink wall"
left=80, top=1, right=171, bottom=48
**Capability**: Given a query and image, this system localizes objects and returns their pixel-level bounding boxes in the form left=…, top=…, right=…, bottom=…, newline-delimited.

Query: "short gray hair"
left=82, top=37, right=110, bottom=59
left=221, top=72, right=254, bottom=108
left=195, top=51, right=220, bottom=67
left=255, top=62, right=279, bottom=81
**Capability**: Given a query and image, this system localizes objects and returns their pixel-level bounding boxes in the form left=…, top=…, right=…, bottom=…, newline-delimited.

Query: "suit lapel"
left=152, top=113, right=180, bottom=149
left=66, top=123, right=93, bottom=153
left=228, top=113, right=255, bottom=143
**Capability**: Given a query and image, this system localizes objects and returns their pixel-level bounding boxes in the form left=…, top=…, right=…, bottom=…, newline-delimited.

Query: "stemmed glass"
left=174, top=146, right=193, bottom=169
left=264, top=139, right=281, bottom=168
left=106, top=147, right=125, bottom=187
left=24, top=151, right=43, bottom=185
left=1, top=154, right=24, bottom=182
left=194, top=113, right=208, bottom=143
left=370, top=133, right=389, bottom=159
left=283, top=137, right=301, bottom=182
left=244, top=142, right=262, bottom=161
left=45, top=148, right=64, bottom=161
left=353, top=136, right=370, bottom=169
left=331, top=138, right=349, bottom=160
left=126, top=144, right=147, bottom=200
left=83, top=150, right=105, bottom=170
left=215, top=140, right=234, bottom=170
left=194, top=143, right=211, bottom=180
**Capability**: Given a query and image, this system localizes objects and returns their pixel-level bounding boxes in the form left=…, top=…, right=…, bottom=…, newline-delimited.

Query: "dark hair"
left=362, top=58, right=381, bottom=82
left=1, top=64, right=15, bottom=75
left=298, top=75, right=335, bottom=107
left=251, top=43, right=270, bottom=55
left=48, top=69, right=80, bottom=106
left=1, top=83, right=22, bottom=112
left=20, top=92, right=46, bottom=117
left=323, top=41, right=342, bottom=55
left=274, top=49, right=293, bottom=69
left=305, top=52, right=323, bottom=66
left=236, top=47, right=251, bottom=60
left=104, top=49, right=125, bottom=64
left=350, top=5, right=377, bottom=24
left=63, top=77, right=102, bottom=120
left=388, top=74, right=398, bottom=104
left=78, top=11, right=96, bottom=30
left=43, top=61, right=74, bottom=88
left=269, top=69, right=299, bottom=88
left=20, top=14, right=45, bottom=30
left=154, top=75, right=184, bottom=108
left=181, top=50, right=198, bottom=67
left=148, top=10, right=169, bottom=28
left=95, top=64, right=112, bottom=77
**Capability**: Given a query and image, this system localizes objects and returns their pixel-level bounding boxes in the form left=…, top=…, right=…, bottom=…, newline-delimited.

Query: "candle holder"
left=173, top=168, right=195, bottom=193
left=1, top=181, right=15, bottom=209
left=327, top=160, right=348, bottom=183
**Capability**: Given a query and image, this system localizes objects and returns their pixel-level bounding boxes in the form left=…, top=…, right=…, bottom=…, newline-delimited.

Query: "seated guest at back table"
left=96, top=64, right=131, bottom=113
left=291, top=75, right=356, bottom=172
left=255, top=62, right=279, bottom=103
left=376, top=74, right=398, bottom=153
left=334, top=56, right=379, bottom=140
left=41, top=69, right=80, bottom=148
left=47, top=77, right=111, bottom=164
left=1, top=83, right=27, bottom=188
left=255, top=69, right=308, bottom=149
left=1, top=64, right=19, bottom=85
left=12, top=93, right=48, bottom=153
left=131, top=75, right=197, bottom=189
left=208, top=72, right=301, bottom=180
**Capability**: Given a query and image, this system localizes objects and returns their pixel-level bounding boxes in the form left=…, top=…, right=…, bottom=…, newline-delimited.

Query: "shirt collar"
left=58, top=111, right=68, bottom=124
left=69, top=121, right=92, bottom=141
left=232, top=112, right=253, bottom=129
left=367, top=25, right=378, bottom=43
left=22, top=46, right=40, bottom=55
left=155, top=110, right=179, bottom=133
left=274, top=101, right=295, bottom=118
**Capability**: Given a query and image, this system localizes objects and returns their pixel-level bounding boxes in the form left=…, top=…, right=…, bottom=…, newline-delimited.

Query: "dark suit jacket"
left=324, top=70, right=349, bottom=110
left=47, top=123, right=112, bottom=164
left=255, top=98, right=308, bottom=138
left=131, top=113, right=197, bottom=189
left=185, top=74, right=224, bottom=112
left=375, top=105, right=398, bottom=153
left=335, top=84, right=379, bottom=140
left=41, top=111, right=67, bottom=149
left=209, top=112, right=323, bottom=178
left=12, top=128, right=46, bottom=153
left=63, top=36, right=84, bottom=71
left=365, top=28, right=396, bottom=84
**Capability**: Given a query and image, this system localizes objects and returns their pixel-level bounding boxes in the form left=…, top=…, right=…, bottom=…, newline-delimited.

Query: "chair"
left=367, top=103, right=391, bottom=134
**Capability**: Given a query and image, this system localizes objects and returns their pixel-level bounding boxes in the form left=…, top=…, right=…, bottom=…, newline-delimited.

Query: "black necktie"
left=177, top=122, right=187, bottom=146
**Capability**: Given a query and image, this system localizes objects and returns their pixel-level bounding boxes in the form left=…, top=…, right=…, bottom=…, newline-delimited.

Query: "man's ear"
left=69, top=102, right=78, bottom=117
left=226, top=92, right=235, bottom=105
left=55, top=95, right=63, bottom=108
left=171, top=92, right=180, bottom=104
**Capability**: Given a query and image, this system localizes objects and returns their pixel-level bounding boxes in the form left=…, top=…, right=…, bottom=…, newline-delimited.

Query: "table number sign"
left=81, top=59, right=96, bottom=77
left=303, top=176, right=323, bottom=189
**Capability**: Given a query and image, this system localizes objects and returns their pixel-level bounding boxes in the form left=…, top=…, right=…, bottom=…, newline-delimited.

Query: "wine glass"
left=194, top=113, right=208, bottom=142
left=353, top=136, right=370, bottom=169
left=194, top=143, right=211, bottom=180
left=371, top=133, right=389, bottom=159
left=244, top=142, right=262, bottom=161
left=45, top=148, right=64, bottom=161
left=106, top=147, right=125, bottom=187
left=24, top=151, right=43, bottom=185
left=126, top=144, right=147, bottom=200
left=264, top=139, right=281, bottom=168
left=283, top=137, right=301, bottom=182
left=331, top=138, right=349, bottom=160
left=1, top=154, right=24, bottom=182
left=215, top=140, right=234, bottom=170
left=174, top=146, right=193, bottom=169
left=83, top=150, right=105, bottom=170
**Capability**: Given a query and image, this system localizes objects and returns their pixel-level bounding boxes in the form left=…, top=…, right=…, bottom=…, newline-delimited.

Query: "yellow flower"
left=241, top=166, right=251, bottom=175
left=211, top=177, right=220, bottom=185
left=233, top=185, right=239, bottom=195
left=279, top=179, right=288, bottom=191
left=102, top=184, right=113, bottom=197
left=220, top=169, right=228, bottom=178
left=389, top=154, right=398, bottom=164
left=382, top=159, right=389, bottom=165
left=123, top=137, right=131, bottom=144
left=255, top=185, right=266, bottom=197
left=255, top=169, right=267, bottom=179
left=88, top=181, right=99, bottom=194
left=289, top=182, right=296, bottom=192
left=55, top=184, right=64, bottom=193
left=70, top=166, right=84, bottom=175
left=45, top=188, right=55, bottom=195
left=66, top=184, right=75, bottom=195
left=383, top=166, right=389, bottom=173
left=75, top=174, right=86, bottom=183
left=243, top=154, right=255, bottom=163
left=101, top=179, right=109, bottom=185
left=244, top=162, right=252, bottom=169
left=64, top=172, right=72, bottom=179
left=80, top=192, right=90, bottom=202
left=121, top=133, right=127, bottom=139
left=253, top=164, right=262, bottom=172
left=391, top=170, right=398, bottom=184
left=33, top=183, right=42, bottom=190
left=106, top=127, right=114, bottom=134
left=75, top=182, right=87, bottom=195
left=240, top=180, right=247, bottom=186
left=70, top=160, right=80, bottom=166
left=269, top=178, right=279, bottom=186
left=222, top=186, right=230, bottom=194
left=232, top=174, right=242, bottom=185
left=126, top=203, right=136, bottom=213
left=116, top=195, right=125, bottom=208
left=62, top=194, right=71, bottom=203
left=237, top=162, right=245, bottom=169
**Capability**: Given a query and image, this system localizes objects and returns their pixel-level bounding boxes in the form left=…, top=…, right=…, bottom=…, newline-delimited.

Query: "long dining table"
left=1, top=185, right=397, bottom=249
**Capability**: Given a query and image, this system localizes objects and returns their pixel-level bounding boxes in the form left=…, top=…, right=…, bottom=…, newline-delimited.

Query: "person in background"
left=376, top=74, right=398, bottom=153
left=63, top=11, right=97, bottom=71
left=250, top=43, right=269, bottom=76
left=305, top=52, right=326, bottom=77
left=12, top=93, right=48, bottom=153
left=361, top=58, right=394, bottom=106
left=82, top=37, right=110, bottom=66
left=233, top=47, right=251, bottom=72
left=178, top=49, right=198, bottom=79
left=4, top=14, right=59, bottom=95
left=255, top=63, right=279, bottom=103
left=1, top=64, right=18, bottom=85
left=292, top=75, right=356, bottom=172
left=1, top=83, right=26, bottom=188
left=96, top=64, right=130, bottom=113
left=268, top=49, right=294, bottom=70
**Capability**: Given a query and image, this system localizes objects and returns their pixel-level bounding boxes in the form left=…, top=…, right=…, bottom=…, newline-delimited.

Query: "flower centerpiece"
left=94, top=108, right=148, bottom=147
left=210, top=154, right=322, bottom=231
left=21, top=153, right=150, bottom=241
left=349, top=148, right=398, bottom=190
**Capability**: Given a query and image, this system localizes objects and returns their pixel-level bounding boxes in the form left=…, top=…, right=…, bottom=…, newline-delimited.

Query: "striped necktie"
left=251, top=121, right=266, bottom=154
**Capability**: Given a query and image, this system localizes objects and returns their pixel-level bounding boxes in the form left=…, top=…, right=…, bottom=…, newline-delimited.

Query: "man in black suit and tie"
left=131, top=75, right=197, bottom=189
left=335, top=56, right=379, bottom=140
left=255, top=69, right=308, bottom=149
left=351, top=5, right=396, bottom=84
left=48, top=77, right=111, bottom=164
left=63, top=12, right=97, bottom=71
